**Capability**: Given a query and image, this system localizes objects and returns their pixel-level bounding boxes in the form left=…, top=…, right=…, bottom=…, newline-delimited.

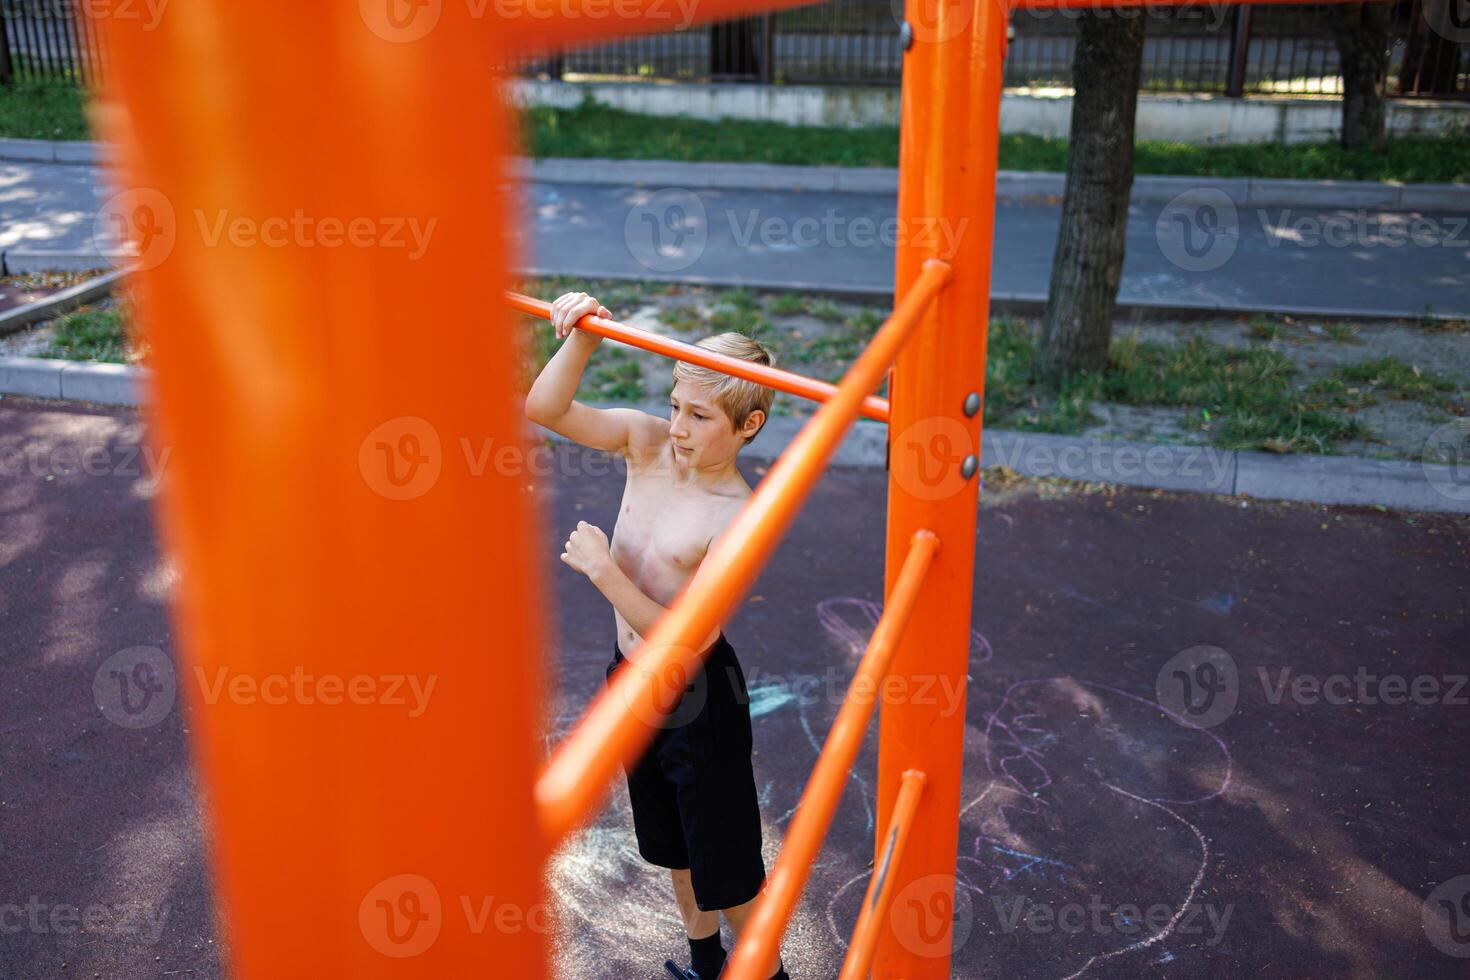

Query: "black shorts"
left=605, top=633, right=766, bottom=912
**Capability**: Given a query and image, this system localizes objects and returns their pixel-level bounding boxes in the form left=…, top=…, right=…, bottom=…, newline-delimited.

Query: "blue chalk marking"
left=990, top=845, right=1074, bottom=881
left=747, top=683, right=797, bottom=719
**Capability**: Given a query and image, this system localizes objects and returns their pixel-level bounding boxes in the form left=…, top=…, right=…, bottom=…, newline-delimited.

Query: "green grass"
left=1330, top=357, right=1457, bottom=404
left=528, top=101, right=1470, bottom=183
left=41, top=304, right=132, bottom=363
left=0, top=77, right=91, bottom=140
left=982, top=323, right=1376, bottom=453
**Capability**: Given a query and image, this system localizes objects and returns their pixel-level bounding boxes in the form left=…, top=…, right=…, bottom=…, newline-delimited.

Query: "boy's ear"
left=741, top=409, right=766, bottom=440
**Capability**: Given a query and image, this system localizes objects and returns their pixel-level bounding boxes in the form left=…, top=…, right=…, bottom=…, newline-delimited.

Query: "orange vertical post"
left=93, top=4, right=550, bottom=977
left=876, top=0, right=1006, bottom=974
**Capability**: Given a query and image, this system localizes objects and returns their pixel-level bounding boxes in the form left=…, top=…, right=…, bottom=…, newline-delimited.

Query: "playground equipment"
left=91, top=0, right=1371, bottom=976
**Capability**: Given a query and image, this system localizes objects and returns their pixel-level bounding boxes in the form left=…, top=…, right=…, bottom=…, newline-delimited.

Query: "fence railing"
left=0, top=0, right=108, bottom=86
left=2, top=0, right=1464, bottom=98
left=522, top=0, right=1467, bottom=98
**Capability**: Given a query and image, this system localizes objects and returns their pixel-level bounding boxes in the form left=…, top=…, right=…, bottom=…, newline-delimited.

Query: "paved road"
left=2, top=394, right=1468, bottom=978
left=3, top=159, right=1467, bottom=318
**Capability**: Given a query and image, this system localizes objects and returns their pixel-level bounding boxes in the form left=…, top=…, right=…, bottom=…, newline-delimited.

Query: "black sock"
left=688, top=929, right=726, bottom=979
left=769, top=957, right=789, bottom=980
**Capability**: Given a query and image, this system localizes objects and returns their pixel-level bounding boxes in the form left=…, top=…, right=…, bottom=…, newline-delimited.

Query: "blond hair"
left=672, top=332, right=776, bottom=446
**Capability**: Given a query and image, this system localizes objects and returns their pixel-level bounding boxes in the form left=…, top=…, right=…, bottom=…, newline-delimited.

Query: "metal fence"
left=1, top=0, right=1464, bottom=99
left=525, top=0, right=1467, bottom=98
left=0, top=0, right=108, bottom=86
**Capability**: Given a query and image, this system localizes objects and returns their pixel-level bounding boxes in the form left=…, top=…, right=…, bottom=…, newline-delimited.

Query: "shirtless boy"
left=526, top=291, right=791, bottom=980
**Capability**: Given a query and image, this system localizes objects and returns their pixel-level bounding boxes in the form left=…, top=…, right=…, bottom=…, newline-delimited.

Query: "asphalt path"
left=2, top=395, right=1468, bottom=978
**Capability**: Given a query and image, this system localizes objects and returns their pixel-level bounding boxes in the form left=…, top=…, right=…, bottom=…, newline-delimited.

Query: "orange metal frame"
left=92, top=0, right=1375, bottom=975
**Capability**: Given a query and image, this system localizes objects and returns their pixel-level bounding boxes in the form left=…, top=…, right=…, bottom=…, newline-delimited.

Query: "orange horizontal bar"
left=508, top=291, right=890, bottom=424
left=722, top=532, right=939, bottom=980
left=838, top=769, right=930, bottom=980
left=535, top=259, right=952, bottom=845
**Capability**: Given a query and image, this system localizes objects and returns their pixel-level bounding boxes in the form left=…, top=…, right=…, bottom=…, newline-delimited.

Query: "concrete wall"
left=513, top=79, right=1470, bottom=145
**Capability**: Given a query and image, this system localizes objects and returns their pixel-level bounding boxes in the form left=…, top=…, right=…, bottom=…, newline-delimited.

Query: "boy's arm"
left=525, top=292, right=658, bottom=456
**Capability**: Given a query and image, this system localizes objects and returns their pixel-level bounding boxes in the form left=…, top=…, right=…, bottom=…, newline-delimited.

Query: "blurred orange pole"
left=92, top=3, right=549, bottom=976
left=537, top=259, right=951, bottom=845
left=508, top=291, right=891, bottom=423
left=839, top=770, right=929, bottom=980
left=722, top=532, right=938, bottom=980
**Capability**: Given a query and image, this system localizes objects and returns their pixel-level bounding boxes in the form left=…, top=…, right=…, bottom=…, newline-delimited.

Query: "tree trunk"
left=1329, top=3, right=1392, bottom=151
left=1038, top=10, right=1146, bottom=381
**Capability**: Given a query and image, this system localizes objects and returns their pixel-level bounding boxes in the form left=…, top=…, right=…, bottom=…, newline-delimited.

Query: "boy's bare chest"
left=610, top=474, right=731, bottom=599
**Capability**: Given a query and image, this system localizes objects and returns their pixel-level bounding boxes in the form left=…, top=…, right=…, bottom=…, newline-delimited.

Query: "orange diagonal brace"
left=508, top=291, right=890, bottom=423
left=536, top=259, right=952, bottom=845
left=722, top=531, right=939, bottom=980
left=1012, top=0, right=1377, bottom=6
left=839, top=770, right=930, bottom=980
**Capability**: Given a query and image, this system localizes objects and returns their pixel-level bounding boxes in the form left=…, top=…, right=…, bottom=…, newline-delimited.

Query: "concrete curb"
left=0, top=268, right=131, bottom=338
left=7, top=367, right=1459, bottom=513
left=6, top=138, right=1467, bottom=210
left=520, top=158, right=1470, bottom=209
left=0, top=356, right=148, bottom=407
left=515, top=265, right=1467, bottom=324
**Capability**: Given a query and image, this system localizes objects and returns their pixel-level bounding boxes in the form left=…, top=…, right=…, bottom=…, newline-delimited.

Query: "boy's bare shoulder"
left=622, top=409, right=671, bottom=462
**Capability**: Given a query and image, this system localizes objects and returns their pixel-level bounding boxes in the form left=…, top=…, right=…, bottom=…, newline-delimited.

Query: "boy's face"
left=668, top=380, right=761, bottom=466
